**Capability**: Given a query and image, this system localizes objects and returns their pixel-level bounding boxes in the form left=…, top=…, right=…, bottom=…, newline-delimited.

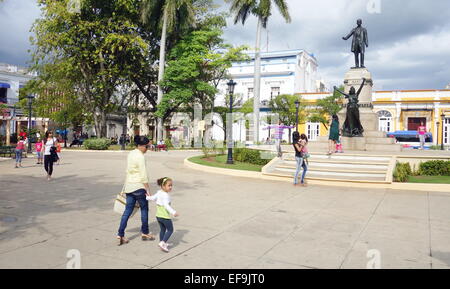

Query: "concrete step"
left=366, top=143, right=402, bottom=152
left=276, top=164, right=387, bottom=174
left=283, top=158, right=390, bottom=167
left=365, top=131, right=387, bottom=138
left=265, top=170, right=389, bottom=183
left=364, top=137, right=396, bottom=145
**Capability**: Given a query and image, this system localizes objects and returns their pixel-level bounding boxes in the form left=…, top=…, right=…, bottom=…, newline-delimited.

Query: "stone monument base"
left=308, top=68, right=403, bottom=152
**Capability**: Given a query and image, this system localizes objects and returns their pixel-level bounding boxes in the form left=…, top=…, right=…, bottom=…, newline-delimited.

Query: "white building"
left=209, top=49, right=325, bottom=144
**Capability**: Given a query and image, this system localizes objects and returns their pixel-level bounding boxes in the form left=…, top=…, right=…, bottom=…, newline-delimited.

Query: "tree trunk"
left=253, top=18, right=262, bottom=144
left=157, top=8, right=169, bottom=141
left=94, top=110, right=107, bottom=138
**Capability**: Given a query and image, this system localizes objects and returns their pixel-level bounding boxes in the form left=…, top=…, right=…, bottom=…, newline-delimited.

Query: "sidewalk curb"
left=184, top=155, right=450, bottom=193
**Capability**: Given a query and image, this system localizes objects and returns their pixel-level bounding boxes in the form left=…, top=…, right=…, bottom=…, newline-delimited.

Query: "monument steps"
left=262, top=152, right=395, bottom=184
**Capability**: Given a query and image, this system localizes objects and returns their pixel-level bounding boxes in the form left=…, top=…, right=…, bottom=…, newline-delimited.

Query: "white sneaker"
left=159, top=242, right=169, bottom=253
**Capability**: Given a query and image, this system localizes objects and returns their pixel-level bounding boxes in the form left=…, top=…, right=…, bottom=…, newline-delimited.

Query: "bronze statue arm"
left=342, top=29, right=354, bottom=41
left=334, top=86, right=350, bottom=98
left=356, top=78, right=366, bottom=97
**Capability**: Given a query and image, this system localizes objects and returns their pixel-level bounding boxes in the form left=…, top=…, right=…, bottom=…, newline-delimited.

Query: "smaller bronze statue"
left=334, top=78, right=366, bottom=137
left=343, top=19, right=369, bottom=69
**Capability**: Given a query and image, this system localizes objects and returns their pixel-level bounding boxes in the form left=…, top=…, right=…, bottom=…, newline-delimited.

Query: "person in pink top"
left=35, top=138, right=43, bottom=165
left=15, top=136, right=26, bottom=168
left=416, top=122, right=427, bottom=150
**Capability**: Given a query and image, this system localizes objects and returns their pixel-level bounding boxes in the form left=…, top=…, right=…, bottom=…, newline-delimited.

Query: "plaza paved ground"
left=1, top=150, right=450, bottom=269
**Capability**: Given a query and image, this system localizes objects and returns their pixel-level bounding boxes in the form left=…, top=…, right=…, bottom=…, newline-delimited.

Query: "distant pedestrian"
left=42, top=131, right=59, bottom=181
left=293, top=132, right=309, bottom=186
left=417, top=122, right=427, bottom=150
left=117, top=135, right=156, bottom=246
left=328, top=115, right=340, bottom=155
left=264, top=122, right=294, bottom=157
left=147, top=177, right=179, bottom=253
left=14, top=136, right=26, bottom=168
left=56, top=141, right=62, bottom=164
left=35, top=138, right=43, bottom=165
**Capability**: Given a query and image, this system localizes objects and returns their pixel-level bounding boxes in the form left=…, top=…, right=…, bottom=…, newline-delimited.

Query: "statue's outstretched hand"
left=342, top=37, right=346, bottom=40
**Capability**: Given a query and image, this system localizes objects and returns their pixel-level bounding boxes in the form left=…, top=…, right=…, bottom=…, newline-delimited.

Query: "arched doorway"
left=377, top=110, right=393, bottom=133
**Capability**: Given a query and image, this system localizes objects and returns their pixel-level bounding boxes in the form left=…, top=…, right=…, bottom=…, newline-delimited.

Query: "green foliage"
left=164, top=138, right=174, bottom=149
left=306, top=86, right=344, bottom=129
left=83, top=138, right=111, bottom=150
left=30, top=0, right=149, bottom=137
left=393, top=162, right=412, bottom=182
left=157, top=18, right=248, bottom=120
left=233, top=148, right=271, bottom=166
left=226, top=0, right=291, bottom=28
left=418, top=160, right=450, bottom=176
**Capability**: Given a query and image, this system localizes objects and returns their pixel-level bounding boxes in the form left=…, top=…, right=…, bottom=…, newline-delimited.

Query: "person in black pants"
left=42, top=131, right=58, bottom=181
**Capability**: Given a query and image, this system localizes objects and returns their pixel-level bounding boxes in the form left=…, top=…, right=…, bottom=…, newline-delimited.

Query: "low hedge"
left=418, top=160, right=450, bottom=176
left=233, top=148, right=274, bottom=166
left=394, top=160, right=450, bottom=182
left=83, top=138, right=111, bottom=150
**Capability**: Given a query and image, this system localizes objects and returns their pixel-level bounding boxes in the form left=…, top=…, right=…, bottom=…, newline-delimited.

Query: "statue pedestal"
left=333, top=68, right=402, bottom=152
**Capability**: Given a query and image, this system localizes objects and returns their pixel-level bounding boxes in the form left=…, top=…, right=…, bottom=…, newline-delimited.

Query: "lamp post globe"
left=226, top=79, right=237, bottom=165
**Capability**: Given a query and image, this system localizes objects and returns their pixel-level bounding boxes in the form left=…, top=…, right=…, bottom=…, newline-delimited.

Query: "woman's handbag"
left=113, top=185, right=139, bottom=217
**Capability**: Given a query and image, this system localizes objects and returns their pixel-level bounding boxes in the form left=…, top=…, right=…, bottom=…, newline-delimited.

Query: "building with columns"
left=298, top=89, right=450, bottom=147
left=0, top=63, right=50, bottom=145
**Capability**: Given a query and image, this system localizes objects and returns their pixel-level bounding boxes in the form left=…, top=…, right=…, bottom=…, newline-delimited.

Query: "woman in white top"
left=117, top=135, right=156, bottom=246
left=42, top=131, right=58, bottom=181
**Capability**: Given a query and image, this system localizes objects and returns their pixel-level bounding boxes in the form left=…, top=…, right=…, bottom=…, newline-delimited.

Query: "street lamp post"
left=26, top=95, right=35, bottom=153
left=63, top=111, right=68, bottom=148
left=441, top=113, right=446, bottom=150
left=295, top=100, right=300, bottom=133
left=226, top=79, right=237, bottom=165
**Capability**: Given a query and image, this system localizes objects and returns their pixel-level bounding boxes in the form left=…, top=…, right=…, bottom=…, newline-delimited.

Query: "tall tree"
left=155, top=14, right=248, bottom=131
left=30, top=0, right=148, bottom=137
left=269, top=94, right=305, bottom=143
left=141, top=0, right=196, bottom=141
left=226, top=0, right=291, bottom=144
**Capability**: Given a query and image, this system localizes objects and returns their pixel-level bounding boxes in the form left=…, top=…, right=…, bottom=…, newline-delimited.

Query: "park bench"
left=0, top=146, right=14, bottom=158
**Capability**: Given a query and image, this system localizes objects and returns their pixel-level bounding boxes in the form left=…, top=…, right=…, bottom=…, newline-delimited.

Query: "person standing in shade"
left=328, top=115, right=340, bottom=155
left=42, top=131, right=58, bottom=181
left=14, top=136, right=26, bottom=168
left=417, top=122, right=427, bottom=150
left=117, top=135, right=156, bottom=246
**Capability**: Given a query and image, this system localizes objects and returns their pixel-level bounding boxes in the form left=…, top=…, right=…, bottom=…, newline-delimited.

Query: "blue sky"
left=1, top=0, right=449, bottom=90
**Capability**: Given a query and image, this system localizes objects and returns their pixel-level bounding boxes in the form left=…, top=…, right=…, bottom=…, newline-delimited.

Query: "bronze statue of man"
left=343, top=19, right=369, bottom=69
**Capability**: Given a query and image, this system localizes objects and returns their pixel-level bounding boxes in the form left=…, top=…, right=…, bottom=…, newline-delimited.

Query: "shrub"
left=233, top=148, right=272, bottom=166
left=83, top=138, right=111, bottom=150
left=164, top=138, right=173, bottom=149
left=418, top=160, right=450, bottom=176
left=393, top=162, right=412, bottom=182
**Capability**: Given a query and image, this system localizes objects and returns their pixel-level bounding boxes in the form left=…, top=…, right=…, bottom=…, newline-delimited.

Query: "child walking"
left=15, top=136, right=26, bottom=168
left=147, top=177, right=179, bottom=253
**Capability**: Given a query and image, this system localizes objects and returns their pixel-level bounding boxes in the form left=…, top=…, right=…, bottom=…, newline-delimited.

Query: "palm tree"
left=141, top=0, right=195, bottom=141
left=226, top=0, right=291, bottom=144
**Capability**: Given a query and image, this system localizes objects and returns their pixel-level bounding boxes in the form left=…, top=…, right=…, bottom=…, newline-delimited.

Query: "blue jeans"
left=15, top=149, right=23, bottom=164
left=117, top=189, right=149, bottom=237
left=294, top=157, right=308, bottom=185
left=157, top=217, right=174, bottom=243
